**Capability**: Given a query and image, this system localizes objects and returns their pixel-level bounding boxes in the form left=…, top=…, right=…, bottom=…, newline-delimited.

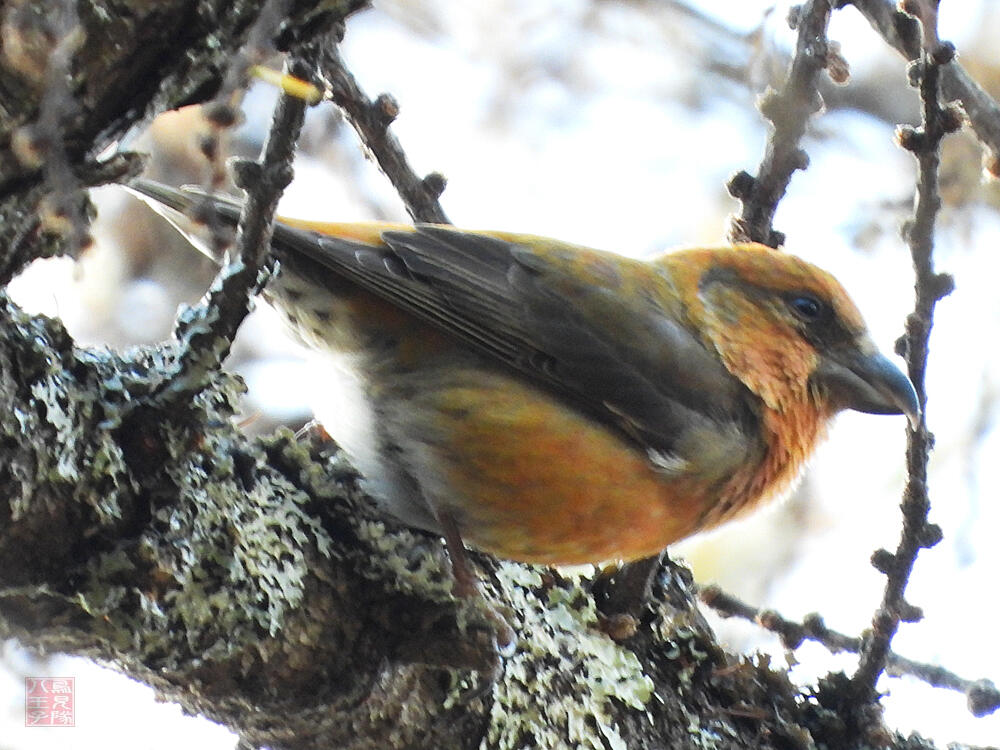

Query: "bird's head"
left=660, top=244, right=919, bottom=427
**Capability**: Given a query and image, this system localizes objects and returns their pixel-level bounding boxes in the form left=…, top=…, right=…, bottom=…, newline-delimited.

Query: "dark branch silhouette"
left=727, top=0, right=834, bottom=247
left=851, top=0, right=958, bottom=710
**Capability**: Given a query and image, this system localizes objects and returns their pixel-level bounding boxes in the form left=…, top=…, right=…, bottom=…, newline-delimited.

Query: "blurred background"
left=3, top=0, right=999, bottom=747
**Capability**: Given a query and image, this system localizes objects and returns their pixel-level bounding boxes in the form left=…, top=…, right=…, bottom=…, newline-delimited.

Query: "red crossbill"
left=129, top=179, right=918, bottom=592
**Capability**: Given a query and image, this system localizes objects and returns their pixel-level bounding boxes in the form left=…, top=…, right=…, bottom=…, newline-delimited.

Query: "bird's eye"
left=788, top=295, right=824, bottom=320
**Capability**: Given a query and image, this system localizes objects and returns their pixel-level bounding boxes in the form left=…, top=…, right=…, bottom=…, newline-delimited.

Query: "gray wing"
left=285, top=225, right=753, bottom=454
left=128, top=179, right=753, bottom=454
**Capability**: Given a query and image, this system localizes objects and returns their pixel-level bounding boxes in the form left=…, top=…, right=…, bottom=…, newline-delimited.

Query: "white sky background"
left=3, top=1, right=1000, bottom=747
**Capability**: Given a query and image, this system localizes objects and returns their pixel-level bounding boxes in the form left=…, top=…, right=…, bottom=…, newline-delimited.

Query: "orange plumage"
left=129, top=180, right=919, bottom=574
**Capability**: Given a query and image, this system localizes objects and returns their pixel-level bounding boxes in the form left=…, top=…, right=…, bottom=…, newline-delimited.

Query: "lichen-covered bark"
left=0, top=311, right=950, bottom=748
left=0, top=294, right=494, bottom=747
left=0, top=0, right=363, bottom=281
left=0, top=294, right=892, bottom=749
left=0, top=298, right=943, bottom=750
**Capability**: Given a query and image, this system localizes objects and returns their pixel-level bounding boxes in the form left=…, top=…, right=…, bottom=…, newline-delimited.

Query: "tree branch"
left=851, top=0, right=957, bottom=711
left=727, top=0, right=835, bottom=247
left=850, top=0, right=1000, bottom=162
left=152, top=32, right=309, bottom=407
left=700, top=585, right=999, bottom=717
left=317, top=44, right=450, bottom=224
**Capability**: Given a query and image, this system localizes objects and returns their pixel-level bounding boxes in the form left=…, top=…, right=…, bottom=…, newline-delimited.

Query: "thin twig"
left=317, top=45, right=450, bottom=224
left=152, top=6, right=309, bottom=404
left=163, top=61, right=306, bottom=393
left=198, top=0, right=292, bottom=256
left=850, top=0, right=1000, bottom=162
left=851, top=0, right=957, bottom=705
left=727, top=0, right=835, bottom=247
left=700, top=585, right=999, bottom=717
left=5, top=0, right=91, bottom=259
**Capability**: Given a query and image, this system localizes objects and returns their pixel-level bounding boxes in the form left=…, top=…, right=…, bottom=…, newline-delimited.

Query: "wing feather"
left=281, top=224, right=751, bottom=453
left=128, top=180, right=752, bottom=455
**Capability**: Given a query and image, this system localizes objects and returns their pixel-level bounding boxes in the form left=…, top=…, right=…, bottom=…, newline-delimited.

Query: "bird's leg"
left=294, top=418, right=332, bottom=443
left=437, top=513, right=480, bottom=598
left=437, top=511, right=515, bottom=654
left=594, top=552, right=716, bottom=644
left=593, top=553, right=664, bottom=626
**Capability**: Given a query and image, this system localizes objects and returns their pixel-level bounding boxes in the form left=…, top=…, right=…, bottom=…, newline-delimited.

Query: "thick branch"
left=0, top=0, right=368, bottom=280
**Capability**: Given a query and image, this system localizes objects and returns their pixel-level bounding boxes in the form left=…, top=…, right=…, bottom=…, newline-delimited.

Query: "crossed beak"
left=815, top=341, right=920, bottom=429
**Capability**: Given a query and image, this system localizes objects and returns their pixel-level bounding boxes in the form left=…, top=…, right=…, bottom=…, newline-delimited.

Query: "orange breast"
left=422, top=372, right=714, bottom=565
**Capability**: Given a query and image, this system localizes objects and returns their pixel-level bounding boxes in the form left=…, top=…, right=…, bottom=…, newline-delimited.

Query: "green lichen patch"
left=0, top=301, right=135, bottom=523
left=482, top=565, right=653, bottom=750
left=123, top=427, right=336, bottom=662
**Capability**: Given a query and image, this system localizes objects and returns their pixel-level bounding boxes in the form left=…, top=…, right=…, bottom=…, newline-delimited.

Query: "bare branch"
left=727, top=0, right=835, bottom=247
left=152, top=30, right=311, bottom=406
left=851, top=0, right=957, bottom=706
left=700, top=585, right=999, bottom=717
left=851, top=0, right=1000, bottom=162
left=317, top=45, right=450, bottom=224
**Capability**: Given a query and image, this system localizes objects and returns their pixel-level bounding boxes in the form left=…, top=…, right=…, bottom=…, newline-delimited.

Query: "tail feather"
left=126, top=179, right=243, bottom=264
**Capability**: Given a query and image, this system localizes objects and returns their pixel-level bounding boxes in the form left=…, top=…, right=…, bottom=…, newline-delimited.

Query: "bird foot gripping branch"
left=128, top=178, right=918, bottom=652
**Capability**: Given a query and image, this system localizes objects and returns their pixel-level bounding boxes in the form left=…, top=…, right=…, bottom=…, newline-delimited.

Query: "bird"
left=127, top=178, right=919, bottom=599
